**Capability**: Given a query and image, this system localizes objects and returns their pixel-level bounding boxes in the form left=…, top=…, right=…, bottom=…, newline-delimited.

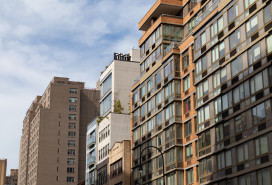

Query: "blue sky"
left=0, top=0, right=156, bottom=174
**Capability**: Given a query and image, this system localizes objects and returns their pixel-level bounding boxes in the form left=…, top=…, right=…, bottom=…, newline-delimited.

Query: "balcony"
left=87, top=156, right=96, bottom=168
left=164, top=42, right=179, bottom=56
left=139, top=0, right=183, bottom=31
left=195, top=0, right=218, bottom=25
left=87, top=136, right=96, bottom=148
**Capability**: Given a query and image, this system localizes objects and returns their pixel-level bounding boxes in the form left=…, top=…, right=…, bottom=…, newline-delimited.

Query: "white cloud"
left=0, top=0, right=156, bottom=173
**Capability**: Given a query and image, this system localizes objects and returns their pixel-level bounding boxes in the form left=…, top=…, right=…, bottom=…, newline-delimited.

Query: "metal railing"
left=87, top=156, right=96, bottom=165
left=195, top=0, right=218, bottom=25
left=87, top=136, right=96, bottom=146
left=163, top=42, right=179, bottom=56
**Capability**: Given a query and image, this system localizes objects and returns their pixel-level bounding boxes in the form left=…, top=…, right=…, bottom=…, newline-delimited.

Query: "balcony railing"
left=195, top=0, right=218, bottom=25
left=87, top=156, right=96, bottom=166
left=87, top=136, right=96, bottom=147
left=163, top=42, right=179, bottom=56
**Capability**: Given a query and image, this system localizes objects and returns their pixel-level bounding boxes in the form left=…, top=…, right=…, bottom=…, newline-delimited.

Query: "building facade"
left=0, top=159, right=7, bottom=185
left=108, top=140, right=131, bottom=185
left=18, top=77, right=100, bottom=185
left=5, top=169, right=18, bottom=185
left=131, top=0, right=272, bottom=185
left=96, top=49, right=140, bottom=185
left=86, top=118, right=97, bottom=185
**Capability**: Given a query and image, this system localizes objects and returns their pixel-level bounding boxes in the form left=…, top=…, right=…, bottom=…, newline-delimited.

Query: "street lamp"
left=138, top=145, right=165, bottom=185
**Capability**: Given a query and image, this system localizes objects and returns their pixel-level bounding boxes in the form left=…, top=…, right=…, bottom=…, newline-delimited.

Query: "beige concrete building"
left=5, top=169, right=18, bottom=185
left=18, top=77, right=100, bottom=185
left=108, top=141, right=131, bottom=185
left=0, top=159, right=7, bottom=185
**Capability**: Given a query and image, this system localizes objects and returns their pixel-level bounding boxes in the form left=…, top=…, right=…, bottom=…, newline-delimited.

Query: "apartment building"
left=108, top=140, right=131, bottom=185
left=193, top=0, right=272, bottom=184
left=86, top=118, right=97, bottom=185
left=0, top=159, right=7, bottom=185
left=5, top=169, right=18, bottom=185
left=131, top=0, right=272, bottom=184
left=18, top=77, right=100, bottom=185
left=96, top=50, right=140, bottom=185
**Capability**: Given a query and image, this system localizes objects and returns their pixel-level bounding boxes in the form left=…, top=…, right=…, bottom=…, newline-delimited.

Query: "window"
left=267, top=34, right=272, bottom=53
left=230, top=29, right=240, bottom=50
left=212, top=42, right=225, bottom=63
left=201, top=32, right=206, bottom=47
left=68, top=132, right=76, bottom=138
left=244, top=0, right=256, bottom=9
left=237, top=143, right=248, bottom=163
left=216, top=122, right=230, bottom=142
left=164, top=61, right=173, bottom=77
left=166, top=148, right=176, bottom=165
left=264, top=4, right=272, bottom=24
left=185, top=120, right=192, bottom=136
left=147, top=98, right=154, bottom=113
left=68, top=140, right=76, bottom=147
left=189, top=16, right=196, bottom=32
left=184, top=97, right=191, bottom=115
left=196, top=55, right=207, bottom=75
left=67, top=168, right=74, bottom=173
left=140, top=85, right=146, bottom=98
left=252, top=102, right=266, bottom=124
left=110, top=159, right=122, bottom=178
left=100, top=74, right=112, bottom=97
left=238, top=174, right=251, bottom=185
left=228, top=3, right=238, bottom=23
left=156, top=112, right=162, bottom=126
left=100, top=93, right=112, bottom=116
left=255, top=135, right=268, bottom=158
left=68, top=149, right=75, bottom=155
left=165, top=125, right=175, bottom=143
left=199, top=130, right=211, bottom=150
left=186, top=144, right=193, bottom=160
left=147, top=118, right=155, bottom=132
left=211, top=16, right=223, bottom=38
left=182, top=49, right=189, bottom=70
left=155, top=71, right=162, bottom=85
left=198, top=104, right=210, bottom=125
left=67, top=158, right=75, bottom=165
left=140, top=103, right=146, bottom=117
left=257, top=168, right=271, bottom=185
left=183, top=75, right=190, bottom=92
left=186, top=168, right=194, bottom=184
left=147, top=79, right=153, bottom=92
left=69, top=97, right=77, bottom=103
left=250, top=72, right=263, bottom=95
left=164, top=81, right=174, bottom=98
left=69, top=123, right=76, bottom=129
left=235, top=114, right=246, bottom=133
left=69, top=105, right=77, bottom=111
left=246, top=15, right=258, bottom=37
left=67, top=177, right=74, bottom=182
left=217, top=150, right=231, bottom=170
left=231, top=56, right=242, bottom=77
left=156, top=91, right=162, bottom=106
left=248, top=43, right=260, bottom=65
left=133, top=91, right=138, bottom=104
left=69, top=88, right=77, bottom=94
left=165, top=103, right=174, bottom=120
left=69, top=114, right=77, bottom=120
left=199, top=157, right=212, bottom=176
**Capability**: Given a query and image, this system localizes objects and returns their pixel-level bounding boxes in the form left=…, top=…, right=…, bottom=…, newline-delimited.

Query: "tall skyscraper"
left=18, top=77, right=99, bottom=185
left=131, top=0, right=272, bottom=184
left=0, top=159, right=7, bottom=185
left=96, top=49, right=140, bottom=185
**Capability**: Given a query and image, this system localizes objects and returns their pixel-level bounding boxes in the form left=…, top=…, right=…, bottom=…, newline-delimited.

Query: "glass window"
left=186, top=144, right=193, bottom=160
left=156, top=91, right=162, bottom=106
left=184, top=97, right=191, bottom=115
left=237, top=143, right=248, bottom=163
left=248, top=43, right=260, bottom=65
left=250, top=72, right=263, bottom=95
left=245, top=0, right=256, bottom=9
left=101, top=74, right=112, bottom=97
left=257, top=168, right=271, bottom=185
left=231, top=56, right=242, bottom=77
left=156, top=112, right=162, bottom=126
left=255, top=135, right=268, bottom=157
left=201, top=32, right=206, bottom=46
left=246, top=15, right=258, bottom=37
left=182, top=49, right=189, bottom=70
left=196, top=55, right=207, bottom=74
left=211, top=16, right=224, bottom=38
left=264, top=4, right=272, bottom=24
left=228, top=3, right=238, bottom=23
left=267, top=34, right=272, bottom=53
left=186, top=168, right=194, bottom=184
left=165, top=103, right=174, bottom=120
left=230, top=29, right=240, bottom=50
left=217, top=150, right=231, bottom=170
left=185, top=120, right=192, bottom=136
left=238, top=174, right=251, bottom=185
left=235, top=114, right=246, bottom=133
left=183, top=75, right=190, bottom=92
